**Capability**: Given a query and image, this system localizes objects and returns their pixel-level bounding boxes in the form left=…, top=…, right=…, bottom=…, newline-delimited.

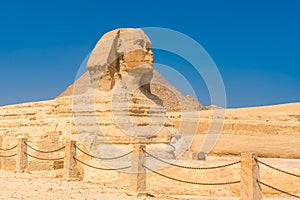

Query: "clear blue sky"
left=0, top=0, right=299, bottom=108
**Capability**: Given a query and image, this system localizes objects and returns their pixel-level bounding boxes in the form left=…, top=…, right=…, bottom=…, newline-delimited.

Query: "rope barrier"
left=24, top=141, right=65, bottom=153
left=75, top=145, right=132, bottom=160
left=258, top=180, right=300, bottom=198
left=74, top=157, right=131, bottom=171
left=143, top=165, right=241, bottom=186
left=256, top=159, right=300, bottom=178
left=24, top=152, right=64, bottom=161
left=143, top=150, right=241, bottom=170
left=0, top=154, right=17, bottom=158
left=3, top=139, right=299, bottom=199
left=0, top=145, right=17, bottom=151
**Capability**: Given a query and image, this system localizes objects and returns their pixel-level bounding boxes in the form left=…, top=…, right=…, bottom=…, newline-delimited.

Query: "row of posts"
left=4, top=138, right=76, bottom=176
left=8, top=138, right=262, bottom=199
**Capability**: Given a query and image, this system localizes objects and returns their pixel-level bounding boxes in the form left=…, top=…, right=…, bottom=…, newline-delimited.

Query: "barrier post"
left=16, top=138, right=28, bottom=172
left=64, top=140, right=77, bottom=179
left=240, top=152, right=262, bottom=200
left=131, top=144, right=146, bottom=196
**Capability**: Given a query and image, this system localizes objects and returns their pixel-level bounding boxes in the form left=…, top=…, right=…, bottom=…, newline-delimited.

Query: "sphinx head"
left=86, top=28, right=154, bottom=92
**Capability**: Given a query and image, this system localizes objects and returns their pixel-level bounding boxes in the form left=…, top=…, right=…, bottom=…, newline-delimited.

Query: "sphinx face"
left=87, top=28, right=154, bottom=92
left=118, top=28, right=153, bottom=72
left=121, top=49, right=153, bottom=72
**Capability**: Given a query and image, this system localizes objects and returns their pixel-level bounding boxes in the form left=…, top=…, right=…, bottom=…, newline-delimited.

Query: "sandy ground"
left=0, top=156, right=299, bottom=199
left=0, top=169, right=175, bottom=200
left=168, top=102, right=300, bottom=158
left=0, top=169, right=240, bottom=200
left=190, top=134, right=300, bottom=158
left=0, top=169, right=128, bottom=200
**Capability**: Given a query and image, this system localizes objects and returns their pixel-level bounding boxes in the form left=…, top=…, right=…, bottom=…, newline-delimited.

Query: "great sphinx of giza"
left=72, top=28, right=180, bottom=161
left=0, top=28, right=200, bottom=173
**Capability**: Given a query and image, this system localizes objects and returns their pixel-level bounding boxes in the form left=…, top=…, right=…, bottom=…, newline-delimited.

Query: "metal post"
left=240, top=152, right=262, bottom=200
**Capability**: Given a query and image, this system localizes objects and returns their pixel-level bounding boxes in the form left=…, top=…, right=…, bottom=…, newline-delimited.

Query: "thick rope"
left=0, top=154, right=17, bottom=158
left=0, top=145, right=17, bottom=151
left=24, top=141, right=65, bottom=153
left=24, top=152, right=64, bottom=161
left=258, top=180, right=300, bottom=198
left=143, top=165, right=241, bottom=186
left=75, top=145, right=132, bottom=160
left=143, top=150, right=241, bottom=170
left=74, top=157, right=131, bottom=171
left=256, top=159, right=300, bottom=178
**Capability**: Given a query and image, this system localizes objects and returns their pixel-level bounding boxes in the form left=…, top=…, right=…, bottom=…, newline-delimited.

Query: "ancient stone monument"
left=72, top=28, right=179, bottom=164
left=0, top=28, right=201, bottom=178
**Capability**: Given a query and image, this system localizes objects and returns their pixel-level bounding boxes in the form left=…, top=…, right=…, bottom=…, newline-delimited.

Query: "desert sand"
left=0, top=156, right=299, bottom=199
left=169, top=102, right=300, bottom=158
